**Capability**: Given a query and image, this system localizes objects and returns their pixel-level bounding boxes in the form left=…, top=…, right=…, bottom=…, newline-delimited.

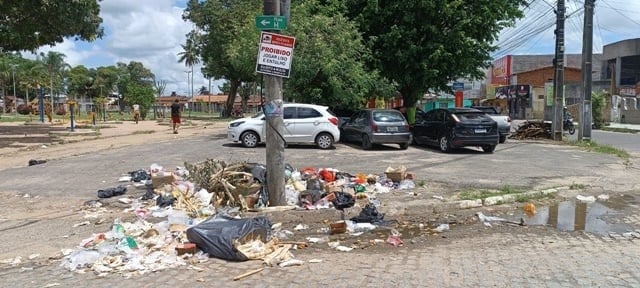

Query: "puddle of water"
left=517, top=197, right=637, bottom=235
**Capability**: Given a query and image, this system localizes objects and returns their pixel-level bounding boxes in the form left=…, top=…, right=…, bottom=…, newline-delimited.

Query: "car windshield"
left=373, top=111, right=405, bottom=122
left=453, top=112, right=491, bottom=121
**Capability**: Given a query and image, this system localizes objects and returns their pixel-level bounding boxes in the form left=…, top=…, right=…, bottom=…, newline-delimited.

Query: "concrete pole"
left=552, top=0, right=566, bottom=141
left=264, top=0, right=286, bottom=206
left=11, top=65, right=17, bottom=116
left=579, top=0, right=595, bottom=141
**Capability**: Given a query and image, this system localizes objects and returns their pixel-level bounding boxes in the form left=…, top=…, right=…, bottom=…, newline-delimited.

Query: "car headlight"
left=229, top=121, right=245, bottom=128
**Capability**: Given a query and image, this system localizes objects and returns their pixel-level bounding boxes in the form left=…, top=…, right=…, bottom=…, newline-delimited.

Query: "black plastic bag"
left=350, top=204, right=385, bottom=224
left=97, top=185, right=127, bottom=198
left=129, top=169, right=151, bottom=182
left=332, top=192, right=355, bottom=211
left=156, top=194, right=175, bottom=207
left=28, top=159, right=47, bottom=166
left=141, top=184, right=156, bottom=201
left=186, top=215, right=272, bottom=261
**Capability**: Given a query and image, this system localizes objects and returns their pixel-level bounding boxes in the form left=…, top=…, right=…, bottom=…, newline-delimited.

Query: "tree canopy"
left=0, top=0, right=104, bottom=52
left=344, top=0, right=526, bottom=106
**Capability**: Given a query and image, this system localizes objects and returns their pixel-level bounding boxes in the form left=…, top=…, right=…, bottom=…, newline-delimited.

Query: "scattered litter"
left=28, top=254, right=40, bottom=260
left=476, top=212, right=525, bottom=226
left=118, top=198, right=132, bottom=204
left=336, top=246, right=353, bottom=252
left=523, top=203, right=537, bottom=216
left=73, top=221, right=91, bottom=228
left=397, top=179, right=415, bottom=190
left=350, top=204, right=384, bottom=224
left=118, top=176, right=132, bottom=182
left=327, top=241, right=340, bottom=248
left=278, top=259, right=304, bottom=267
left=23, top=193, right=31, bottom=198
left=432, top=195, right=445, bottom=201
left=306, top=237, right=328, bottom=244
left=233, top=268, right=264, bottom=281
left=597, top=194, right=610, bottom=201
left=28, top=159, right=47, bottom=166
left=386, top=235, right=403, bottom=247
left=96, top=185, right=127, bottom=199
left=308, top=259, right=323, bottom=263
left=434, top=224, right=450, bottom=233
left=576, top=195, right=596, bottom=203
left=294, top=224, right=309, bottom=231
left=43, top=283, right=61, bottom=287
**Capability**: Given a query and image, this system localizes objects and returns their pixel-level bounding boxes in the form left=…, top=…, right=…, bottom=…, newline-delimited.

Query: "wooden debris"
left=511, top=120, right=552, bottom=140
left=233, top=267, right=264, bottom=281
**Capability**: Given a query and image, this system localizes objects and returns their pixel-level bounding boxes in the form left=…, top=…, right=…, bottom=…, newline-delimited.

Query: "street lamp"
left=10, top=64, right=17, bottom=116
left=185, top=70, right=192, bottom=118
left=99, top=84, right=106, bottom=122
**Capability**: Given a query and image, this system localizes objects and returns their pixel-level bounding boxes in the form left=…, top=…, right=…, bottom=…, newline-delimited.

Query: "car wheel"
left=399, top=142, right=409, bottom=150
left=315, top=133, right=334, bottom=149
left=240, top=131, right=259, bottom=148
left=482, top=145, right=496, bottom=153
left=439, top=136, right=451, bottom=153
left=499, top=135, right=507, bottom=144
left=362, top=134, right=372, bottom=150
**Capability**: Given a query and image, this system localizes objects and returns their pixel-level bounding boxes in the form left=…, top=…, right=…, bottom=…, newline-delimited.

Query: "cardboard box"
left=151, top=174, right=174, bottom=188
left=384, top=166, right=406, bottom=182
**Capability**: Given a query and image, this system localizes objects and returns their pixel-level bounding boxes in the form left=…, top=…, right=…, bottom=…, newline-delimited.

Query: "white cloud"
left=31, top=0, right=223, bottom=95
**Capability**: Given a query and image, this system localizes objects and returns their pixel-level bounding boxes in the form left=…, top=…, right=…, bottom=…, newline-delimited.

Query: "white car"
left=227, top=103, right=340, bottom=149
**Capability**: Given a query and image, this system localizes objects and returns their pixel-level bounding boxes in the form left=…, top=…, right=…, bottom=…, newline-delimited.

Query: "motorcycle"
left=563, top=114, right=575, bottom=135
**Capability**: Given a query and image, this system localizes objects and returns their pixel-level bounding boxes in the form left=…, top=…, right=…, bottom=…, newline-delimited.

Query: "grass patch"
left=569, top=182, right=586, bottom=190
left=600, top=127, right=638, bottom=134
left=458, top=185, right=524, bottom=200
left=516, top=192, right=555, bottom=203
left=132, top=130, right=155, bottom=135
left=417, top=180, right=426, bottom=187
left=566, top=140, right=630, bottom=162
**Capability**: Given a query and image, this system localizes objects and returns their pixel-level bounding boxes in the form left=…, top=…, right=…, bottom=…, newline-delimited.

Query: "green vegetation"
left=569, top=182, right=586, bottom=190
left=566, top=140, right=630, bottom=162
left=417, top=180, right=426, bottom=187
left=458, top=185, right=524, bottom=200
left=515, top=193, right=554, bottom=203
left=0, top=0, right=103, bottom=51
left=599, top=127, right=638, bottom=134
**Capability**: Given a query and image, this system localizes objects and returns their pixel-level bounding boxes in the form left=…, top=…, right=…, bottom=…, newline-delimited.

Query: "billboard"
left=491, top=55, right=512, bottom=86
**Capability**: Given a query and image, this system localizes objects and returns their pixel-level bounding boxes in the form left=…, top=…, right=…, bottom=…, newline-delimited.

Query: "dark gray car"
left=340, top=109, right=412, bottom=150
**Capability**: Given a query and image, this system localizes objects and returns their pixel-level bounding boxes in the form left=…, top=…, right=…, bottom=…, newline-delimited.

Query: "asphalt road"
left=591, top=130, right=640, bottom=155
left=0, top=132, right=635, bottom=199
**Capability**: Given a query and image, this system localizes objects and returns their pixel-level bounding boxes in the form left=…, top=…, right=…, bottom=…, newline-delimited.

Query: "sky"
left=28, top=0, right=640, bottom=96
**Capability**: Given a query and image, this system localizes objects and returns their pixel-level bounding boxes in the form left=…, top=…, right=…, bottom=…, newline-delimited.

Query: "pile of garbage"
left=60, top=160, right=417, bottom=277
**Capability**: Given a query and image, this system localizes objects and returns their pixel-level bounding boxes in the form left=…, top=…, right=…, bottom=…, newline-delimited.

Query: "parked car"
left=227, top=103, right=340, bottom=149
left=411, top=108, right=499, bottom=153
left=340, top=109, right=412, bottom=150
left=469, top=106, right=511, bottom=143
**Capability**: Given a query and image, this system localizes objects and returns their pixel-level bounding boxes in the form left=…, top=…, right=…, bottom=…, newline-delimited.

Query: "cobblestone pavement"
left=1, top=229, right=639, bottom=288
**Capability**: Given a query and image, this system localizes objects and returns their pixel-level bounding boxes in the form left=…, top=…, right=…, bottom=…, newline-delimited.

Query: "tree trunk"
left=224, top=79, right=241, bottom=117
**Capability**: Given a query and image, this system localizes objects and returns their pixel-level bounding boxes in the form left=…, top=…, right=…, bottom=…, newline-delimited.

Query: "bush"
left=17, top=104, right=32, bottom=115
left=55, top=106, right=66, bottom=115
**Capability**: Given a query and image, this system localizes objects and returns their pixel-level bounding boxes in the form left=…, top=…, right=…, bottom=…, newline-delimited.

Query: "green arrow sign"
left=255, top=15, right=287, bottom=30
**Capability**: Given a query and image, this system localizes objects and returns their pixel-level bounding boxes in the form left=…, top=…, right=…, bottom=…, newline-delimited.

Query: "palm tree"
left=177, top=39, right=200, bottom=116
left=39, top=51, right=69, bottom=110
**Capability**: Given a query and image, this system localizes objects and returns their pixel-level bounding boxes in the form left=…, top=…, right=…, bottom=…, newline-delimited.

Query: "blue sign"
left=452, top=82, right=464, bottom=91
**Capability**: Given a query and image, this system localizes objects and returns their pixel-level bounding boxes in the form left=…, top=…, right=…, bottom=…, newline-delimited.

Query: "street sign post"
left=255, top=15, right=287, bottom=30
left=256, top=32, right=296, bottom=78
left=452, top=82, right=464, bottom=91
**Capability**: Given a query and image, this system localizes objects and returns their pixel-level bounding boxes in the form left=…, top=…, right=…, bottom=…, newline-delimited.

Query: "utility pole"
left=263, top=0, right=287, bottom=206
left=579, top=0, right=595, bottom=141
left=552, top=0, right=566, bottom=141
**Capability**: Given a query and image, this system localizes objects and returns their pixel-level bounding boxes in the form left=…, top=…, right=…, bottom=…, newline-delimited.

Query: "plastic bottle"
left=112, top=218, right=125, bottom=240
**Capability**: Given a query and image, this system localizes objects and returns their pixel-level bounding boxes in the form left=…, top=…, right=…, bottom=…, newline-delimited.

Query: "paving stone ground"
left=1, top=230, right=639, bottom=288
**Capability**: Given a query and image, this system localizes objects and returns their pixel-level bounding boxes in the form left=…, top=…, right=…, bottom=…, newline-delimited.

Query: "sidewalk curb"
left=437, top=187, right=565, bottom=210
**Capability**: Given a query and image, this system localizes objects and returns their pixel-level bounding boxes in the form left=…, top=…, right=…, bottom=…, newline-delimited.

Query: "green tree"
left=38, top=51, right=69, bottom=105
left=114, top=61, right=155, bottom=110
left=0, top=0, right=104, bottom=52
left=124, top=83, right=155, bottom=120
left=286, top=0, right=395, bottom=109
left=592, top=91, right=605, bottom=129
left=183, top=0, right=261, bottom=117
left=344, top=0, right=526, bottom=110
left=178, top=37, right=200, bottom=98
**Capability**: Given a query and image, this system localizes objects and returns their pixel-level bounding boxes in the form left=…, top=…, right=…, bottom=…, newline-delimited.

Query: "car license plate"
left=474, top=128, right=486, bottom=134
left=387, top=127, right=398, bottom=132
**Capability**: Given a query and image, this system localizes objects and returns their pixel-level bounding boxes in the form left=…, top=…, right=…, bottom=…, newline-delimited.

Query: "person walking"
left=132, top=103, right=140, bottom=124
left=171, top=99, right=181, bottom=134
